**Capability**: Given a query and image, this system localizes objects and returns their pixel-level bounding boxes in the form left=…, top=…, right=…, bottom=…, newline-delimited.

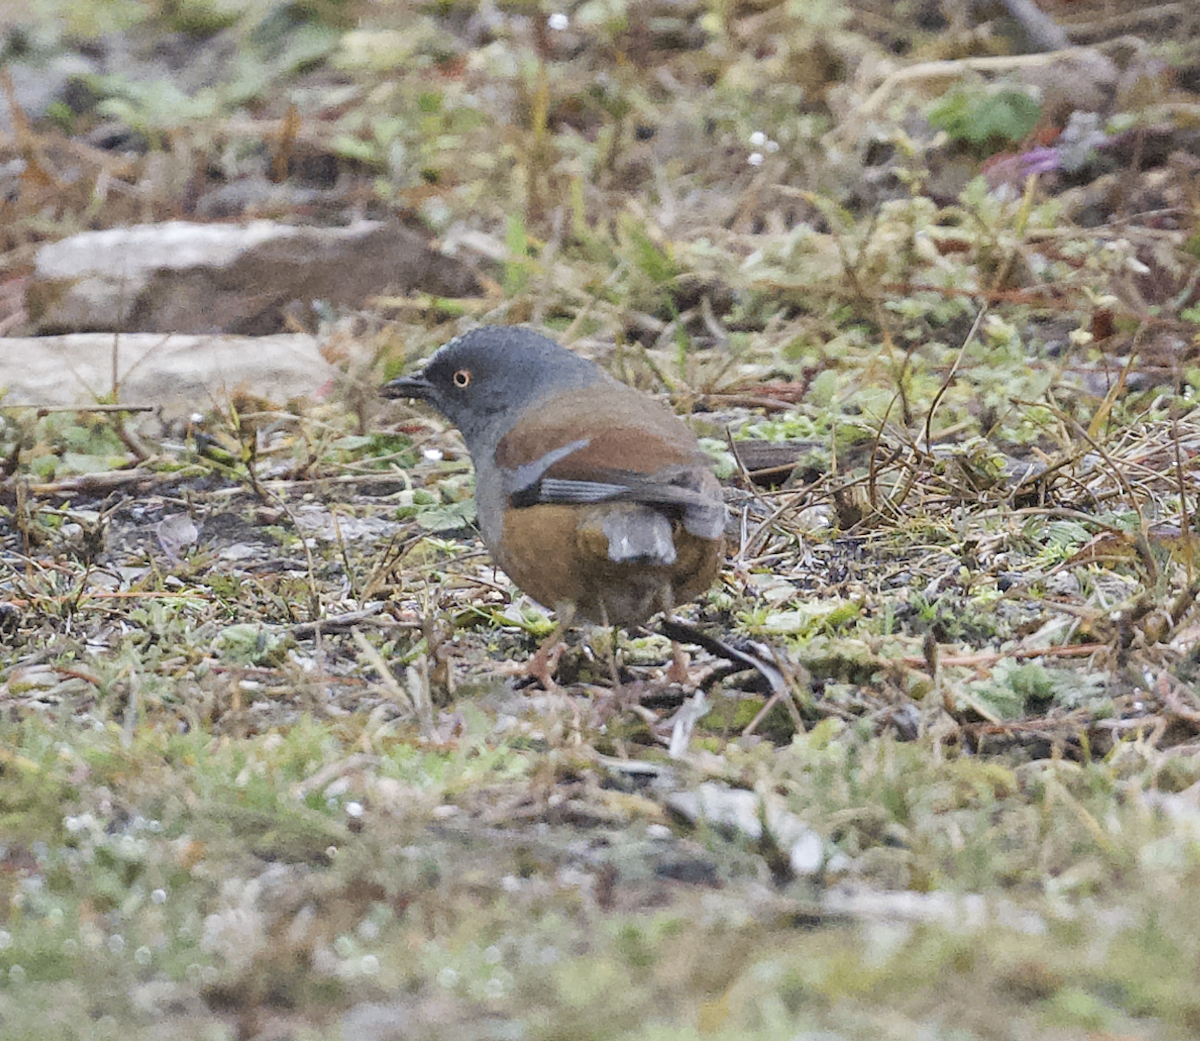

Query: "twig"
left=923, top=305, right=986, bottom=453
left=0, top=404, right=157, bottom=413
left=899, top=643, right=1103, bottom=670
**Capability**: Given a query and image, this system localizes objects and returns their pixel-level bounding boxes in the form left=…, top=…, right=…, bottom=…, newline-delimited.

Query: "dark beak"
left=381, top=372, right=434, bottom=401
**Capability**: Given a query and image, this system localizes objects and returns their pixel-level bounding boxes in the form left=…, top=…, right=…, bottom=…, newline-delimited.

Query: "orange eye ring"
left=452, top=369, right=471, bottom=388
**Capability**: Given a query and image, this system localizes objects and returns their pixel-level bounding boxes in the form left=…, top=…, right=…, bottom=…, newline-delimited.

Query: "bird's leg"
left=524, top=601, right=574, bottom=689
left=659, top=586, right=692, bottom=686
left=597, top=602, right=622, bottom=691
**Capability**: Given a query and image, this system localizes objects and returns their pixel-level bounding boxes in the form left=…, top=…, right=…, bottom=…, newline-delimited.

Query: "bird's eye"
left=452, top=369, right=471, bottom=388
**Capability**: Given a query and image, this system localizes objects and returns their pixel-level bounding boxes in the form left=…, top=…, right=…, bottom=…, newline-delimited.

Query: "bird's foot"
left=527, top=638, right=566, bottom=689
left=665, top=641, right=693, bottom=686
left=496, top=638, right=566, bottom=690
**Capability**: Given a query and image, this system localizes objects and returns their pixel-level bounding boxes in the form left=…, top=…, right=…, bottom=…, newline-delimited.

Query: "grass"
left=2, top=710, right=1200, bottom=1039
left=3, top=0, right=1200, bottom=1037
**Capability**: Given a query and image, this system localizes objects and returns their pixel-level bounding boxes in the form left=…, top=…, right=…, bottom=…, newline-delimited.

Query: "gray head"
left=382, top=326, right=609, bottom=449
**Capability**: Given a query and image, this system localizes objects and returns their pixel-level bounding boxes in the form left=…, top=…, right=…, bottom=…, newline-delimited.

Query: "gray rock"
left=27, top=220, right=481, bottom=334
left=0, top=332, right=335, bottom=416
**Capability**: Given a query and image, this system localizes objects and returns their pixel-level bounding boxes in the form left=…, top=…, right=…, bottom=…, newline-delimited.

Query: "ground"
left=2, top=1, right=1200, bottom=1038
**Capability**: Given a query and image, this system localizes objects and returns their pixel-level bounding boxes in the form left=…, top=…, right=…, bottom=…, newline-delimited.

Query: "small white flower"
left=485, top=976, right=506, bottom=998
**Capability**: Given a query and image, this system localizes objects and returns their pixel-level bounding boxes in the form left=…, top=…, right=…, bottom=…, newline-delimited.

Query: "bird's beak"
left=381, top=371, right=434, bottom=401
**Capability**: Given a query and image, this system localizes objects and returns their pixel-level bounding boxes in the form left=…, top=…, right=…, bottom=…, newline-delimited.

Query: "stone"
left=26, top=220, right=481, bottom=335
left=0, top=333, right=335, bottom=416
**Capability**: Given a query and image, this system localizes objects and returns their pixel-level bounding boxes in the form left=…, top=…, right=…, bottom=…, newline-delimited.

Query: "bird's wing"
left=494, top=387, right=726, bottom=539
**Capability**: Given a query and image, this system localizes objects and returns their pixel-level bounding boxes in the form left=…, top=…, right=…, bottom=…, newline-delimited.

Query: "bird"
left=382, top=325, right=727, bottom=686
